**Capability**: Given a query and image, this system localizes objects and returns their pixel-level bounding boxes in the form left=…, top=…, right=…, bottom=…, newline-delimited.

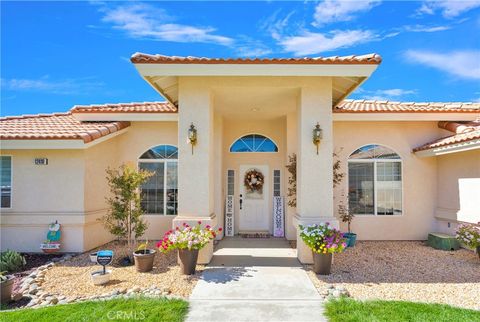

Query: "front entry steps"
left=238, top=231, right=270, bottom=238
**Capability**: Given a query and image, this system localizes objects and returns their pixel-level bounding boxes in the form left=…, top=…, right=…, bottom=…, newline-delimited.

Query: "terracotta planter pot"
left=133, top=249, right=156, bottom=272
left=178, top=249, right=199, bottom=275
left=312, top=252, right=333, bottom=275
left=0, top=276, right=14, bottom=303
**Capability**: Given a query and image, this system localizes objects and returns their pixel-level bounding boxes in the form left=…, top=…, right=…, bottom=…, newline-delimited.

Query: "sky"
left=1, top=1, right=480, bottom=116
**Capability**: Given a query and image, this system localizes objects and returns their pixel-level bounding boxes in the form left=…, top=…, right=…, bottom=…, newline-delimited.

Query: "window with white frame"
left=230, top=134, right=278, bottom=152
left=348, top=144, right=402, bottom=216
left=138, top=145, right=178, bottom=215
left=1, top=156, right=12, bottom=208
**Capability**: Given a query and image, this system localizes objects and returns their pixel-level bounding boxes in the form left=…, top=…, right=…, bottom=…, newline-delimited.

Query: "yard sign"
left=273, top=196, right=284, bottom=237
left=225, top=195, right=234, bottom=237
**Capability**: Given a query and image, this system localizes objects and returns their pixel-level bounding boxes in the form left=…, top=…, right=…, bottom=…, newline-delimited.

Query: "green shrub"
left=0, top=250, right=26, bottom=272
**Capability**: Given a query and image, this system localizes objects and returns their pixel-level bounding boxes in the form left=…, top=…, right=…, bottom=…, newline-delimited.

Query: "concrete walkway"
left=187, top=238, right=326, bottom=322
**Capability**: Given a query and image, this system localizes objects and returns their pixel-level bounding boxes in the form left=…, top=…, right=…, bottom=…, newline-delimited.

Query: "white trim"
left=0, top=155, right=12, bottom=209
left=414, top=139, right=480, bottom=157
left=0, top=128, right=128, bottom=150
left=134, top=63, right=379, bottom=77
left=346, top=144, right=404, bottom=217
left=333, top=113, right=480, bottom=122
left=73, top=113, right=178, bottom=122
left=138, top=144, right=179, bottom=216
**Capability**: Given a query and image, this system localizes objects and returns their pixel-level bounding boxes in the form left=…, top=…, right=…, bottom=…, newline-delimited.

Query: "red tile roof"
left=0, top=113, right=129, bottom=143
left=335, top=100, right=480, bottom=113
left=71, top=102, right=177, bottom=114
left=413, top=121, right=480, bottom=152
left=130, top=53, right=382, bottom=65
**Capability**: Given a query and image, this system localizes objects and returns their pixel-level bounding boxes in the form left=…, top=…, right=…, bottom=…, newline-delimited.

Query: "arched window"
left=348, top=144, right=402, bottom=216
left=138, top=145, right=178, bottom=215
left=230, top=134, right=278, bottom=152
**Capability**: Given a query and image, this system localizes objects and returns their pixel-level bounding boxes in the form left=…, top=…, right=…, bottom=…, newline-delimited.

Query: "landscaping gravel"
left=306, top=241, right=480, bottom=310
left=40, top=241, right=203, bottom=299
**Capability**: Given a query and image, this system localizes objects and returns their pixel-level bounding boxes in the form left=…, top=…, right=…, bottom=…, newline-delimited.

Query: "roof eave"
left=413, top=139, right=480, bottom=157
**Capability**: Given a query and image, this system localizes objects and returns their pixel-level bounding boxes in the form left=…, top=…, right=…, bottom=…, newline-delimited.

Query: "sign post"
left=96, top=250, right=113, bottom=275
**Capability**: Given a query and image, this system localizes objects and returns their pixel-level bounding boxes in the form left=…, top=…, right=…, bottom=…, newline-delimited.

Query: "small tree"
left=338, top=194, right=355, bottom=233
left=101, top=164, right=152, bottom=255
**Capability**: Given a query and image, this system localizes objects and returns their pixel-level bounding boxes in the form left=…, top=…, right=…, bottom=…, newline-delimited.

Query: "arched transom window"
left=138, top=145, right=178, bottom=215
left=230, top=134, right=278, bottom=153
left=348, top=144, right=402, bottom=216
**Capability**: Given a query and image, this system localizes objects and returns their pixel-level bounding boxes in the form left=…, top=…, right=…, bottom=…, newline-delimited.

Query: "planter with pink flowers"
left=157, top=222, right=222, bottom=275
left=299, top=222, right=347, bottom=275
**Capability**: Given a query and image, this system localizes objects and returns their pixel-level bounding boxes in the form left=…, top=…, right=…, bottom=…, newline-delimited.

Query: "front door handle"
left=239, top=194, right=243, bottom=210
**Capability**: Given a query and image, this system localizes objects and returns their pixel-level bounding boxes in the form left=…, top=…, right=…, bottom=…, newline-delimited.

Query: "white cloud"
left=416, top=1, right=480, bottom=18
left=403, top=24, right=451, bottom=32
left=2, top=76, right=105, bottom=94
left=98, top=3, right=233, bottom=45
left=260, top=10, right=298, bottom=41
left=280, top=29, right=378, bottom=55
left=405, top=50, right=480, bottom=80
left=376, top=89, right=417, bottom=96
left=313, top=0, right=381, bottom=26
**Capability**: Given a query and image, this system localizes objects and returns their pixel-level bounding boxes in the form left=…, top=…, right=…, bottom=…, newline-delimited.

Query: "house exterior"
left=1, top=53, right=479, bottom=264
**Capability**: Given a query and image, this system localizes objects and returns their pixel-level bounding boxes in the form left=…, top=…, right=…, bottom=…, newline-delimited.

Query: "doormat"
left=239, top=232, right=270, bottom=238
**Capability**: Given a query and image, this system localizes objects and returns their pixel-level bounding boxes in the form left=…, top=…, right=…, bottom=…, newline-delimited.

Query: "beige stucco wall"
left=116, top=122, right=178, bottom=241
left=333, top=121, right=441, bottom=240
left=222, top=118, right=286, bottom=235
left=0, top=121, right=179, bottom=253
left=435, top=149, right=480, bottom=234
left=0, top=149, right=87, bottom=252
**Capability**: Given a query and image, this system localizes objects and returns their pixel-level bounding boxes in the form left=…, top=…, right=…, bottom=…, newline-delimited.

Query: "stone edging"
left=19, top=254, right=187, bottom=309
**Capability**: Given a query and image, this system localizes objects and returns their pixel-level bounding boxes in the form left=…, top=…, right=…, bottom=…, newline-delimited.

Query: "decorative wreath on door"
left=244, top=169, right=264, bottom=193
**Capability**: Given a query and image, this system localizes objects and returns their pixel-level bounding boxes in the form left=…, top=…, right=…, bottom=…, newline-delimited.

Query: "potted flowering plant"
left=299, top=223, right=347, bottom=275
left=456, top=223, right=480, bottom=259
left=133, top=240, right=156, bottom=272
left=157, top=222, right=222, bottom=275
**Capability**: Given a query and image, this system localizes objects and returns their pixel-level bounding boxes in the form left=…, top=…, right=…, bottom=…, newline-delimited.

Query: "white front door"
left=239, top=165, right=269, bottom=232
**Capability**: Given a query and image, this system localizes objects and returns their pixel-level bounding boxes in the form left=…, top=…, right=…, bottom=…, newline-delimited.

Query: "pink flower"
left=198, top=220, right=202, bottom=225
left=218, top=227, right=223, bottom=232
left=206, top=225, right=211, bottom=229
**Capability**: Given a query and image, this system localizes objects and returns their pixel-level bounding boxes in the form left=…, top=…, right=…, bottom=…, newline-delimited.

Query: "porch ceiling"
left=141, top=75, right=366, bottom=110
left=132, top=53, right=381, bottom=109
left=213, top=87, right=298, bottom=121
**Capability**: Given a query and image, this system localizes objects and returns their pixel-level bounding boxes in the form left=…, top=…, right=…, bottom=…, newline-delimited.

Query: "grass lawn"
left=0, top=297, right=188, bottom=322
left=326, top=298, right=480, bottom=322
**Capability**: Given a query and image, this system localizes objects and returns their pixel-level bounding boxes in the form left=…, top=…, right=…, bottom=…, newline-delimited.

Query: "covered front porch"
left=131, top=54, right=381, bottom=264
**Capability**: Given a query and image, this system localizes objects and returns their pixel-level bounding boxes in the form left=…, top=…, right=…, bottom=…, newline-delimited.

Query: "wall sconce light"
left=188, top=123, right=197, bottom=155
left=312, top=122, right=322, bottom=155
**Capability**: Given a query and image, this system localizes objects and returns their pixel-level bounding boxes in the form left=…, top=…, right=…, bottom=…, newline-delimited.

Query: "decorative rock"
left=132, top=286, right=141, bottom=292
left=58, top=300, right=68, bottom=305
left=118, top=288, right=127, bottom=294
left=50, top=297, right=59, bottom=305
left=12, top=293, right=23, bottom=301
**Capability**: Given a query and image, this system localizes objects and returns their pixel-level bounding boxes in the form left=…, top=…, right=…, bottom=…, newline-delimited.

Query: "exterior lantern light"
left=312, top=122, right=322, bottom=155
left=188, top=123, right=197, bottom=155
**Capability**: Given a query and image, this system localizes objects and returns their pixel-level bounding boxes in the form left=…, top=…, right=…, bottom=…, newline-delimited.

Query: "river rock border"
left=20, top=254, right=185, bottom=309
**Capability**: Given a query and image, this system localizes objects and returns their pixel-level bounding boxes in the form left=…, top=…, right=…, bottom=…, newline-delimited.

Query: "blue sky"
left=1, top=1, right=479, bottom=116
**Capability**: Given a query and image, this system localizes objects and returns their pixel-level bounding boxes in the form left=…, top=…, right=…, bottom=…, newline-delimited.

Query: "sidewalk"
left=186, top=238, right=326, bottom=322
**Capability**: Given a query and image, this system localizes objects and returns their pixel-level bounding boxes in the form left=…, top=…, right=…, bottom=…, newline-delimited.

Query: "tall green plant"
left=101, top=164, right=152, bottom=254
left=286, top=149, right=345, bottom=209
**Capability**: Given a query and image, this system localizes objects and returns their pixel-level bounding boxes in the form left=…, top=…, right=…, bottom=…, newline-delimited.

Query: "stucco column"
left=174, top=77, right=216, bottom=264
left=294, top=78, right=339, bottom=264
